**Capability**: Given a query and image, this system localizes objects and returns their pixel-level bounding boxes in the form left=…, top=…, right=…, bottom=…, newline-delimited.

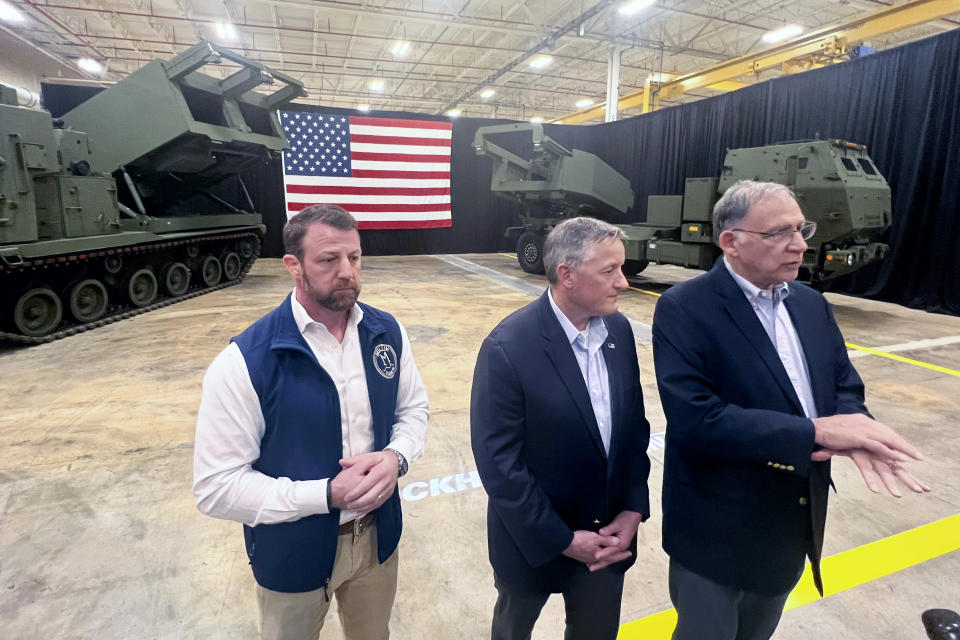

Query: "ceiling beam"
left=554, top=0, right=959, bottom=123
left=439, top=0, right=621, bottom=113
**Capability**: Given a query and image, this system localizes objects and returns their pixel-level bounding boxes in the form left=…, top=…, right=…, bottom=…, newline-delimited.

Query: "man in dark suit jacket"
left=471, top=217, right=652, bottom=640
left=653, top=180, right=928, bottom=640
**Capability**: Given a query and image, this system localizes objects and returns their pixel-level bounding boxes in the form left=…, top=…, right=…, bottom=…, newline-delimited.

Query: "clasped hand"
left=562, top=511, right=643, bottom=573
left=328, top=450, right=400, bottom=513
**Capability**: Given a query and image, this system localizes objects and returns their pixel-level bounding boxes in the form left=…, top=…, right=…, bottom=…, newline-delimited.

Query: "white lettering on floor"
left=400, top=431, right=666, bottom=502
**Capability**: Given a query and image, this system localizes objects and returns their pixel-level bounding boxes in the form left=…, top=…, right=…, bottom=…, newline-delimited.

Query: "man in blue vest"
left=193, top=204, right=429, bottom=640
left=653, top=180, right=928, bottom=640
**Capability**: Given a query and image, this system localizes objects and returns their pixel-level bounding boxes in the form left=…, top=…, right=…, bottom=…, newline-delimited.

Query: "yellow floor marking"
left=499, top=252, right=517, bottom=259
left=845, top=342, right=960, bottom=378
left=628, top=285, right=662, bottom=298
left=618, top=513, right=960, bottom=639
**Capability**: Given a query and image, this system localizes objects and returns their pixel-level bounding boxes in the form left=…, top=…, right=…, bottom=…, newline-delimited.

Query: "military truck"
left=474, top=125, right=891, bottom=285
left=0, top=41, right=306, bottom=343
left=624, top=140, right=891, bottom=283
left=473, top=123, right=633, bottom=274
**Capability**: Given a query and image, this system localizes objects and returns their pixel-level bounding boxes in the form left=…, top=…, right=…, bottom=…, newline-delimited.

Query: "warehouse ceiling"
left=3, top=0, right=959, bottom=123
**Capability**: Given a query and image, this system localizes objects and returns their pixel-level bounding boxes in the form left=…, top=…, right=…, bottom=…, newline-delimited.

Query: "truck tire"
left=517, top=232, right=545, bottom=274
left=622, top=259, right=648, bottom=276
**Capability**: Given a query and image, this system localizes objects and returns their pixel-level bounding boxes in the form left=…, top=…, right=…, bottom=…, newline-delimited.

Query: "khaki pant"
left=256, top=524, right=399, bottom=640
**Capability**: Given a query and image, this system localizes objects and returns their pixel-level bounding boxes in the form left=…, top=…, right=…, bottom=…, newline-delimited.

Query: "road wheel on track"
left=200, top=256, right=222, bottom=287
left=160, top=262, right=191, bottom=296
left=222, top=252, right=242, bottom=281
left=104, top=255, right=123, bottom=274
left=69, top=279, right=109, bottom=322
left=14, top=288, right=63, bottom=337
left=125, top=268, right=158, bottom=307
left=517, top=232, right=545, bottom=274
left=237, top=238, right=256, bottom=259
left=185, top=244, right=200, bottom=258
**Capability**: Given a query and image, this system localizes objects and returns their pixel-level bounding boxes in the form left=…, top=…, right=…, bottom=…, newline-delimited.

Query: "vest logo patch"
left=373, top=344, right=398, bottom=379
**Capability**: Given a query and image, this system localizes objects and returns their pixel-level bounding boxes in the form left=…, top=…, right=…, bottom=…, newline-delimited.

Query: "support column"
left=604, top=44, right=624, bottom=122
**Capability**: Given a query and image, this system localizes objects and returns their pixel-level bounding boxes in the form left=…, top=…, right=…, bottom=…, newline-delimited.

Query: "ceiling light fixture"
left=446, top=109, right=461, bottom=118
left=529, top=55, right=552, bottom=69
left=369, top=79, right=385, bottom=92
left=215, top=22, right=238, bottom=40
left=357, top=104, right=370, bottom=112
left=530, top=117, right=545, bottom=123
left=618, top=0, right=656, bottom=16
left=0, top=0, right=25, bottom=23
left=575, top=98, right=594, bottom=109
left=762, top=24, right=803, bottom=44
left=480, top=89, right=496, bottom=99
left=77, top=58, right=103, bottom=74
left=392, top=41, right=411, bottom=56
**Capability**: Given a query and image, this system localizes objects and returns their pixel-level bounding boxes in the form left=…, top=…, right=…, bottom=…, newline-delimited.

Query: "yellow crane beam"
left=552, top=0, right=959, bottom=124
left=555, top=80, right=748, bottom=124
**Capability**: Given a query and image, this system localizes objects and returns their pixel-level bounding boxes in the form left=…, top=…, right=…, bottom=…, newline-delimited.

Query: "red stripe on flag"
left=350, top=134, right=451, bottom=147
left=287, top=202, right=451, bottom=213
left=349, top=116, right=452, bottom=131
left=351, top=169, right=450, bottom=179
left=350, top=151, right=450, bottom=163
left=358, top=219, right=452, bottom=230
left=286, top=185, right=450, bottom=196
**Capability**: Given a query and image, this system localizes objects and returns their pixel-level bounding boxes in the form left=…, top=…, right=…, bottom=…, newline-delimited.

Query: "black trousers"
left=491, top=567, right=625, bottom=640
left=669, top=559, right=799, bottom=640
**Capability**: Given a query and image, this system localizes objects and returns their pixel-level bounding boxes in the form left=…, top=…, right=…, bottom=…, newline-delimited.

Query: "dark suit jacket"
left=470, top=291, right=652, bottom=593
left=652, top=262, right=869, bottom=596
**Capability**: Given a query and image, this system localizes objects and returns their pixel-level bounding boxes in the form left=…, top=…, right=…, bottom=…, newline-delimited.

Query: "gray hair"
left=283, top=204, right=358, bottom=261
left=543, top=216, right=626, bottom=284
left=712, top=180, right=795, bottom=242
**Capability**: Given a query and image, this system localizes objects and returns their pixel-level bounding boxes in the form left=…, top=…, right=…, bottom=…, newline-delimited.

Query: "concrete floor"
left=1, top=254, right=958, bottom=639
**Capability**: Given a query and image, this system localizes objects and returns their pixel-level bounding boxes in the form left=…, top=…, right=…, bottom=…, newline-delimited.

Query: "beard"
left=302, top=272, right=360, bottom=312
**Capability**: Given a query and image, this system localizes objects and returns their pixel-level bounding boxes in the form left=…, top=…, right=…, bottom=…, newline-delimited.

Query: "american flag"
left=280, top=112, right=453, bottom=229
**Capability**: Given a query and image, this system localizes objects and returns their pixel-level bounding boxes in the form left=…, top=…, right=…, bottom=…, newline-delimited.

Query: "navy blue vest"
left=232, top=294, right=404, bottom=593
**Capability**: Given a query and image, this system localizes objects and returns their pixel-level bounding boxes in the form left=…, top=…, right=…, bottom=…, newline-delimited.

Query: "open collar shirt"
left=723, top=258, right=818, bottom=418
left=548, top=288, right=613, bottom=454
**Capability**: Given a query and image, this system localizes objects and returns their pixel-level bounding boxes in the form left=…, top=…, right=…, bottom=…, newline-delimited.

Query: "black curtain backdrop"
left=41, top=28, right=959, bottom=312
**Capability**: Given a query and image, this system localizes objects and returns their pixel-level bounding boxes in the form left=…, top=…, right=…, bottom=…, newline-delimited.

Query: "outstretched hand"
left=812, top=413, right=923, bottom=464
left=811, top=448, right=931, bottom=497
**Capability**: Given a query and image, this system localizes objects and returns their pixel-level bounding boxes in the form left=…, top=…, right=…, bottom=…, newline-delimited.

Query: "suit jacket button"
left=786, top=465, right=795, bottom=471
left=799, top=497, right=808, bottom=505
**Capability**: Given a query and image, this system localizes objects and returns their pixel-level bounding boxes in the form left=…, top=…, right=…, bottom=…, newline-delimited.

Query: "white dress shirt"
left=193, top=293, right=429, bottom=526
left=548, top=288, right=613, bottom=454
left=723, top=258, right=818, bottom=418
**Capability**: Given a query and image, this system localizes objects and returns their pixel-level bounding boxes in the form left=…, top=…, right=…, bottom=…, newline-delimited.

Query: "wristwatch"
left=384, top=447, right=408, bottom=477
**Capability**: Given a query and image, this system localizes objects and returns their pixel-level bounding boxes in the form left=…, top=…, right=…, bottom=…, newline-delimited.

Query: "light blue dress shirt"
left=723, top=258, right=818, bottom=418
left=548, top=288, right=613, bottom=454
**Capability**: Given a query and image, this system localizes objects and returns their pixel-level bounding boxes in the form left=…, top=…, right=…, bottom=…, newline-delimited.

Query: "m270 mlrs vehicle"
left=0, top=41, right=306, bottom=343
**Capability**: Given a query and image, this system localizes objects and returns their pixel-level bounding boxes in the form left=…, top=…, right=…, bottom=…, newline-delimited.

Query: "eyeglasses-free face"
left=730, top=220, right=817, bottom=242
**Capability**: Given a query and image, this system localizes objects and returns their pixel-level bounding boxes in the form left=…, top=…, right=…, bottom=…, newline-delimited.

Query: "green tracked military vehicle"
left=0, top=41, right=306, bottom=343
left=474, top=125, right=891, bottom=285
